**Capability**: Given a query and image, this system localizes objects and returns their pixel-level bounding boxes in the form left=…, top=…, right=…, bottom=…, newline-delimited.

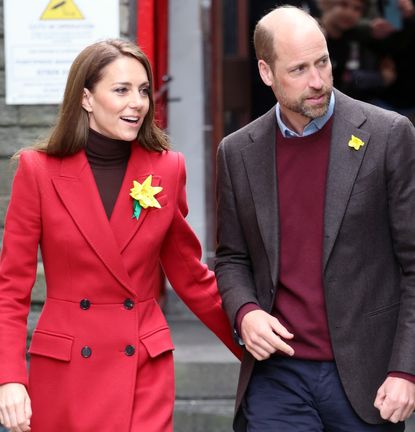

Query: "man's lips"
left=306, top=94, right=326, bottom=104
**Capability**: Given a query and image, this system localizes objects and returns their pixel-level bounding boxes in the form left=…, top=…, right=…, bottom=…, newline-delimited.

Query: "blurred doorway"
left=207, top=0, right=277, bottom=255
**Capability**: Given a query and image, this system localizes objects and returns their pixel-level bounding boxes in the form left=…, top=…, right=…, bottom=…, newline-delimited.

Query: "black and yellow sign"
left=41, top=0, right=84, bottom=20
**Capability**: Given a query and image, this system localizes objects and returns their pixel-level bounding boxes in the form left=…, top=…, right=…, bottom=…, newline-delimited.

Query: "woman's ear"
left=81, top=88, right=93, bottom=113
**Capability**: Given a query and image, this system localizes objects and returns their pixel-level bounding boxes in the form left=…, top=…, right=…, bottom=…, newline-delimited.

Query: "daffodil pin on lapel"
left=348, top=135, right=365, bottom=151
left=129, top=175, right=163, bottom=220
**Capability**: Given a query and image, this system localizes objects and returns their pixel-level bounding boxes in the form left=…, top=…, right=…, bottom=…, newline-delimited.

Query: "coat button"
left=80, top=299, right=91, bottom=310
left=123, top=298, right=134, bottom=310
left=124, top=345, right=135, bottom=356
left=81, top=346, right=92, bottom=358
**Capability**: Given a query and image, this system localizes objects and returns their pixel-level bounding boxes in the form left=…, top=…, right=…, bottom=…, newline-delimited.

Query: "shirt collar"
left=275, top=91, right=335, bottom=138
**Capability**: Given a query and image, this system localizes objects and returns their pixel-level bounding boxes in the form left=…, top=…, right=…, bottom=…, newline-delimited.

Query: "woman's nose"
left=128, top=91, right=144, bottom=109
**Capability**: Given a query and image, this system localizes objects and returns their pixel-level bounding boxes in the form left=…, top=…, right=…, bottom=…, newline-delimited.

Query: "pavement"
left=169, top=317, right=239, bottom=431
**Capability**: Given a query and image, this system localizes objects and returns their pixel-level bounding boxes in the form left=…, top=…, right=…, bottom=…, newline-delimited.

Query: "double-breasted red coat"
left=0, top=143, right=241, bottom=431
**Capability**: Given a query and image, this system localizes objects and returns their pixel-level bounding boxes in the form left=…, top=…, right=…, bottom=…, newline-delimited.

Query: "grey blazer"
left=215, top=89, right=415, bottom=431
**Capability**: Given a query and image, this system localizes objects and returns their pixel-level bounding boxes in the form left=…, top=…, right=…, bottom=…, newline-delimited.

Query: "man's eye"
left=292, top=66, right=305, bottom=74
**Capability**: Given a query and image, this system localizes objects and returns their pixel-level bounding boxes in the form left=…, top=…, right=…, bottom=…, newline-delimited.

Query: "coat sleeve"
left=159, top=152, right=242, bottom=360
left=0, top=151, right=42, bottom=385
left=384, top=115, right=415, bottom=374
left=214, top=140, right=261, bottom=328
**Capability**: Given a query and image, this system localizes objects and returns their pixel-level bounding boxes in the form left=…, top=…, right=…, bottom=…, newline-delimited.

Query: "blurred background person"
left=320, top=0, right=397, bottom=102
left=319, top=0, right=415, bottom=123
left=370, top=0, right=415, bottom=122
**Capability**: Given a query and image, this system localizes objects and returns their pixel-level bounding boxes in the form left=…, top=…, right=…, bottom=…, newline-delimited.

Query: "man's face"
left=259, top=24, right=333, bottom=132
left=330, top=0, right=365, bottom=32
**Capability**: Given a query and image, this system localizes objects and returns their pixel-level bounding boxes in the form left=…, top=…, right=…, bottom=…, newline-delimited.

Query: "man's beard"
left=277, top=82, right=333, bottom=120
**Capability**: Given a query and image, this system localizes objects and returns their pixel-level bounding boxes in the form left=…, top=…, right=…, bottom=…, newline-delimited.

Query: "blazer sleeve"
left=384, top=116, right=415, bottom=374
left=159, top=152, right=242, bottom=360
left=214, top=140, right=261, bottom=327
left=0, top=151, right=42, bottom=385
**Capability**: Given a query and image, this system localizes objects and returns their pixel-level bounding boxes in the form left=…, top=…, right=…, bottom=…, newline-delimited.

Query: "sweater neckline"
left=86, top=128, right=131, bottom=167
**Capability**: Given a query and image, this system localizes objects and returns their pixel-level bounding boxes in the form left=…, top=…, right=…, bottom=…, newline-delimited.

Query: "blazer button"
left=124, top=345, right=135, bottom=356
left=123, top=298, right=135, bottom=310
left=80, top=299, right=91, bottom=310
left=81, top=346, right=92, bottom=358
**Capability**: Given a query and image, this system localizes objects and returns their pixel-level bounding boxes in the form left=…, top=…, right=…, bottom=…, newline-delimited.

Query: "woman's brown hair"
left=34, top=39, right=169, bottom=157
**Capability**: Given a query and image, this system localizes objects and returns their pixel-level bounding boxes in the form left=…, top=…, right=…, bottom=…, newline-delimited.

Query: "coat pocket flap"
left=28, top=330, right=73, bottom=362
left=141, top=327, right=175, bottom=358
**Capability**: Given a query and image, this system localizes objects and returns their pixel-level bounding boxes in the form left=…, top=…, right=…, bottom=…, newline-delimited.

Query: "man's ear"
left=81, top=88, right=93, bottom=113
left=258, top=60, right=274, bottom=87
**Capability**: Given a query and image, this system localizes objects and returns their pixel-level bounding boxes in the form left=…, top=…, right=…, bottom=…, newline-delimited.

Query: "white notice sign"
left=4, top=0, right=120, bottom=104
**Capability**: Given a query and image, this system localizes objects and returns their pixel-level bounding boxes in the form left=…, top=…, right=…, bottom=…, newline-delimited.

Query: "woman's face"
left=82, top=56, right=150, bottom=141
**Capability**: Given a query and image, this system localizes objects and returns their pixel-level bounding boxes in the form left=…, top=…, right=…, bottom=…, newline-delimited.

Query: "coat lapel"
left=109, top=143, right=159, bottom=253
left=323, top=91, right=371, bottom=269
left=52, top=150, right=134, bottom=294
left=241, top=109, right=279, bottom=286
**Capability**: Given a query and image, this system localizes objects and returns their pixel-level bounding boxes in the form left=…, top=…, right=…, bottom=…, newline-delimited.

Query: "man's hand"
left=241, top=309, right=294, bottom=360
left=374, top=377, right=415, bottom=423
left=0, top=383, right=32, bottom=431
left=399, top=0, right=415, bottom=18
left=370, top=18, right=395, bottom=39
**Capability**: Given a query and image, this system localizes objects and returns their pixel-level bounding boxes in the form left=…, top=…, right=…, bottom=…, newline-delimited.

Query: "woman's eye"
left=114, top=87, right=128, bottom=94
left=140, top=87, right=150, bottom=96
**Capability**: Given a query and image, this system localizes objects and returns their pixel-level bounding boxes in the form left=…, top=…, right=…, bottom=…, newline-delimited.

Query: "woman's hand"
left=0, top=383, right=32, bottom=431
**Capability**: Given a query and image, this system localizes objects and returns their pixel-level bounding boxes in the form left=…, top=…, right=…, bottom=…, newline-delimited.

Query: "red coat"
left=0, top=144, right=241, bottom=431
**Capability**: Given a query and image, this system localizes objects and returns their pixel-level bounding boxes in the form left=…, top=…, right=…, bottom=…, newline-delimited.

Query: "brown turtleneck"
left=86, top=128, right=132, bottom=219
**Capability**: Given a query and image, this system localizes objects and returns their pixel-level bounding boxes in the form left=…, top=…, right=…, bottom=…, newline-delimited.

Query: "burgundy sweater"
left=237, top=119, right=334, bottom=359
left=273, top=120, right=333, bottom=360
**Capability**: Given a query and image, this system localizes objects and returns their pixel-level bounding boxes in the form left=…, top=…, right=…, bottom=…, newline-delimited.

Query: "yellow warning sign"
left=41, top=0, right=84, bottom=20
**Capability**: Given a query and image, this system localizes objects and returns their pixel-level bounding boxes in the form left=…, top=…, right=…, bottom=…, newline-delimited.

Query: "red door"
left=136, top=0, right=169, bottom=304
left=136, top=0, right=169, bottom=129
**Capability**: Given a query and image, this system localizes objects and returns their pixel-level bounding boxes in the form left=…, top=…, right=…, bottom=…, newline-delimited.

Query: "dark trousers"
left=244, top=357, right=405, bottom=432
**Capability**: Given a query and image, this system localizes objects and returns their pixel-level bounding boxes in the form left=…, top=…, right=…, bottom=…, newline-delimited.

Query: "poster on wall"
left=4, top=0, right=120, bottom=104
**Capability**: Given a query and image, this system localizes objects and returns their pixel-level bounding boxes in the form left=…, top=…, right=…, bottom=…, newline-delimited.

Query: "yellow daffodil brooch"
left=348, top=135, right=365, bottom=151
left=129, top=175, right=163, bottom=220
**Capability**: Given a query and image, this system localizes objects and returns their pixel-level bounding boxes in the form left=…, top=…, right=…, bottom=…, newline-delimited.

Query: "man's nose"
left=308, top=67, right=324, bottom=89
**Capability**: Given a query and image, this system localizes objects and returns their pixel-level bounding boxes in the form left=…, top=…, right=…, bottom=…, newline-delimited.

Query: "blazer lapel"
left=52, top=151, right=134, bottom=294
left=109, top=143, right=157, bottom=253
left=241, top=109, right=279, bottom=286
left=323, top=91, right=371, bottom=269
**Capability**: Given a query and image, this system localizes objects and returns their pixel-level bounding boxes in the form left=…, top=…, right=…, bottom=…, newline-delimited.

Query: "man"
left=215, top=6, right=415, bottom=432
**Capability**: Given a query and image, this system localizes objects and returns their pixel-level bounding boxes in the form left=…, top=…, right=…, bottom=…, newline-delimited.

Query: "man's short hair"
left=253, top=6, right=323, bottom=68
left=253, top=20, right=276, bottom=67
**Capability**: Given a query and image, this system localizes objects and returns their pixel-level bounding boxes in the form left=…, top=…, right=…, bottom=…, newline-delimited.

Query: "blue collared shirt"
left=276, top=92, right=335, bottom=138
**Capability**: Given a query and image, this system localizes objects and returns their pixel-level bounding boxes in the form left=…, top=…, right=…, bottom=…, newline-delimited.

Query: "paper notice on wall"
left=4, top=0, right=120, bottom=104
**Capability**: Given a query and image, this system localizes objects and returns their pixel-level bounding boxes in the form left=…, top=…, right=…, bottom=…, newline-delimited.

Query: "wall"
left=168, top=0, right=208, bottom=255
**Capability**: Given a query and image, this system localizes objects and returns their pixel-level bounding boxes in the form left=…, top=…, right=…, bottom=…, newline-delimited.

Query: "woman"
left=0, top=39, right=241, bottom=432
